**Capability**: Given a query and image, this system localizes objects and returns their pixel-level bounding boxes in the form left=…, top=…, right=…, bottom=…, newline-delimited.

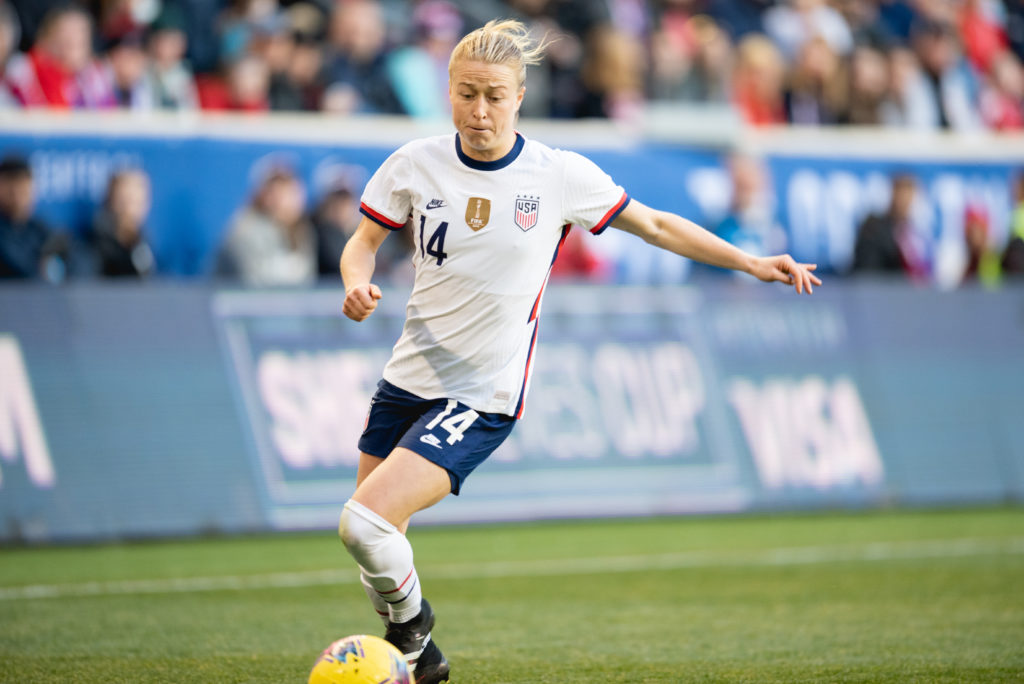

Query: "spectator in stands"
left=763, top=0, right=853, bottom=61
left=3, top=0, right=61, bottom=52
left=90, top=167, right=157, bottom=278
left=386, top=0, right=462, bottom=119
left=215, top=161, right=316, bottom=286
left=217, top=0, right=281, bottom=66
left=843, top=45, right=893, bottom=126
left=686, top=15, right=734, bottom=104
left=280, top=31, right=326, bottom=112
left=648, top=9, right=692, bottom=103
left=1003, top=171, right=1024, bottom=276
left=0, top=3, right=21, bottom=107
left=960, top=204, right=1002, bottom=287
left=831, top=0, right=897, bottom=50
left=882, top=46, right=920, bottom=125
left=312, top=171, right=413, bottom=282
left=732, top=33, right=786, bottom=125
left=501, top=0, right=563, bottom=118
left=784, top=35, right=849, bottom=125
left=312, top=179, right=359, bottom=278
left=250, top=11, right=302, bottom=111
left=197, top=53, right=271, bottom=111
left=711, top=152, right=787, bottom=277
left=175, top=0, right=221, bottom=75
left=649, top=13, right=733, bottom=104
left=606, top=0, right=654, bottom=44
left=504, top=0, right=585, bottom=119
left=0, top=154, right=68, bottom=282
left=576, top=24, right=645, bottom=120
left=898, top=17, right=982, bottom=131
left=4, top=4, right=113, bottom=108
left=548, top=0, right=611, bottom=42
left=103, top=31, right=151, bottom=109
left=321, top=0, right=403, bottom=114
left=95, top=0, right=153, bottom=47
left=707, top=0, right=770, bottom=41
left=874, top=0, right=920, bottom=45
left=142, top=4, right=198, bottom=110
left=979, top=49, right=1024, bottom=130
left=286, top=2, right=326, bottom=43
left=852, top=172, right=928, bottom=280
left=958, top=0, right=1009, bottom=76
left=1007, top=1, right=1024, bottom=62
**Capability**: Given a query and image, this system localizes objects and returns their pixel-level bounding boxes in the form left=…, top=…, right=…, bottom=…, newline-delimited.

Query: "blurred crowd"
left=3, top=146, right=1023, bottom=289
left=2, top=0, right=1024, bottom=289
left=1, top=0, right=1023, bottom=128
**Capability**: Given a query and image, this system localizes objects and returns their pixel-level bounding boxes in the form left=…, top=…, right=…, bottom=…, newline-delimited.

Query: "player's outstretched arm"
left=341, top=217, right=391, bottom=321
left=610, top=198, right=821, bottom=294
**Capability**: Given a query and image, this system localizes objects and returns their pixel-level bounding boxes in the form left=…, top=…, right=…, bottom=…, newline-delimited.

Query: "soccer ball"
left=308, top=634, right=413, bottom=684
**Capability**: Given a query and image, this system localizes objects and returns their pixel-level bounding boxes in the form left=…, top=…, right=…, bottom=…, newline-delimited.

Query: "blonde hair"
left=448, top=19, right=548, bottom=87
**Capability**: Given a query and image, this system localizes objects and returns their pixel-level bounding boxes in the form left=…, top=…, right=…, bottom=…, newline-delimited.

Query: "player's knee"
left=337, top=501, right=363, bottom=553
left=338, top=499, right=393, bottom=556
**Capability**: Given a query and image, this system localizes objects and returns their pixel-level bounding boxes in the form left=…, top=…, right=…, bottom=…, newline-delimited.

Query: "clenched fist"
left=343, top=283, right=383, bottom=321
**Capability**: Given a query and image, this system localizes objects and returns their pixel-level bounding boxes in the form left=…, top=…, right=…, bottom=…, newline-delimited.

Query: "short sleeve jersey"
left=360, top=132, right=629, bottom=417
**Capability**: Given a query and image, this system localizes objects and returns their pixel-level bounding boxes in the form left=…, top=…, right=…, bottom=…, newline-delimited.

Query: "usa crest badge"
left=514, top=195, right=540, bottom=232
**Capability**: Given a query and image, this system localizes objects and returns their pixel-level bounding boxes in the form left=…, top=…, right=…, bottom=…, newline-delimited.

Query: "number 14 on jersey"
left=418, top=215, right=449, bottom=266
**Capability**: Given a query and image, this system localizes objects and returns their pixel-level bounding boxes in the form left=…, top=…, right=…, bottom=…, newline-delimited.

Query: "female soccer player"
left=337, top=19, right=820, bottom=684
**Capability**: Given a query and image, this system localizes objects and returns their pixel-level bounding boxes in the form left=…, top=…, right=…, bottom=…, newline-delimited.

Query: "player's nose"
left=471, top=96, right=487, bottom=119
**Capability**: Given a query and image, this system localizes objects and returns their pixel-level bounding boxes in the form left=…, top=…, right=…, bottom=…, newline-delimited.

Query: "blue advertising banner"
left=211, top=282, right=1024, bottom=530
left=1, top=281, right=1023, bottom=542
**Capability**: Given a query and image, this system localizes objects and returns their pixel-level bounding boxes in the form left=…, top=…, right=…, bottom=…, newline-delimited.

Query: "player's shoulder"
left=523, top=137, right=599, bottom=172
left=518, top=136, right=582, bottom=184
left=394, top=133, right=456, bottom=160
left=519, top=135, right=563, bottom=164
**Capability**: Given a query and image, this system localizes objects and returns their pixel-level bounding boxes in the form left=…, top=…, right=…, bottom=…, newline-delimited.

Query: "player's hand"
left=750, top=255, right=822, bottom=294
left=343, top=283, right=382, bottom=321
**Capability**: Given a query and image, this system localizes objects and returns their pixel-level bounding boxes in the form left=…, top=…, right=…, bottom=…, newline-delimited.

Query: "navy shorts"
left=358, top=380, right=517, bottom=495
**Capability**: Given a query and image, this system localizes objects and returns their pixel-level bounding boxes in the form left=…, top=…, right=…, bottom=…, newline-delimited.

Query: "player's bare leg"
left=340, top=448, right=452, bottom=683
left=355, top=452, right=384, bottom=484
left=352, top=449, right=450, bottom=529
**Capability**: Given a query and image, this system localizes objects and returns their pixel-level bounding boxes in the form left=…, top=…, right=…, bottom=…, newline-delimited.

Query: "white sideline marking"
left=2, top=536, right=1022, bottom=601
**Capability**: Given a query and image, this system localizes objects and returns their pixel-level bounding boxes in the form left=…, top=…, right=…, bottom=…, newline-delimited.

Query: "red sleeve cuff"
left=359, top=202, right=406, bottom=230
left=590, top=193, right=630, bottom=235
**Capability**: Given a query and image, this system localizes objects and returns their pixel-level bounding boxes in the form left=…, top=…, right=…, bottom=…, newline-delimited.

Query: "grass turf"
left=1, top=507, right=1022, bottom=683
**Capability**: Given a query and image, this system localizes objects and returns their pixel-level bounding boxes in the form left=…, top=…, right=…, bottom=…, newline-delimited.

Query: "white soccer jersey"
left=360, top=132, right=629, bottom=417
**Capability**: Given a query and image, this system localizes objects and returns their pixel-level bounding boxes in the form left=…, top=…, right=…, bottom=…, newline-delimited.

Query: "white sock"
left=339, top=500, right=424, bottom=624
left=360, top=572, right=391, bottom=625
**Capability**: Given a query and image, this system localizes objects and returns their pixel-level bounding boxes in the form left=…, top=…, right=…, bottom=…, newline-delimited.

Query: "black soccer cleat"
left=384, top=598, right=450, bottom=683
left=412, top=638, right=450, bottom=684
left=384, top=598, right=435, bottom=659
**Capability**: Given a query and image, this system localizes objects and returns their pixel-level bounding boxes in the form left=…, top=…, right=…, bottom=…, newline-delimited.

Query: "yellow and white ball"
left=309, top=634, right=413, bottom=684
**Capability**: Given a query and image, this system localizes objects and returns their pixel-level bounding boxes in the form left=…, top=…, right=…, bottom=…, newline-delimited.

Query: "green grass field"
left=1, top=507, right=1022, bottom=683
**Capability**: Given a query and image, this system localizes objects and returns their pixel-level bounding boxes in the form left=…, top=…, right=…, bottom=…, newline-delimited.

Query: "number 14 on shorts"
left=420, top=399, right=479, bottom=448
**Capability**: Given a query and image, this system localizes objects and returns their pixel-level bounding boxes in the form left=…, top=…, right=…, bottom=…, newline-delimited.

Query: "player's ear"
left=515, top=86, right=525, bottom=112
